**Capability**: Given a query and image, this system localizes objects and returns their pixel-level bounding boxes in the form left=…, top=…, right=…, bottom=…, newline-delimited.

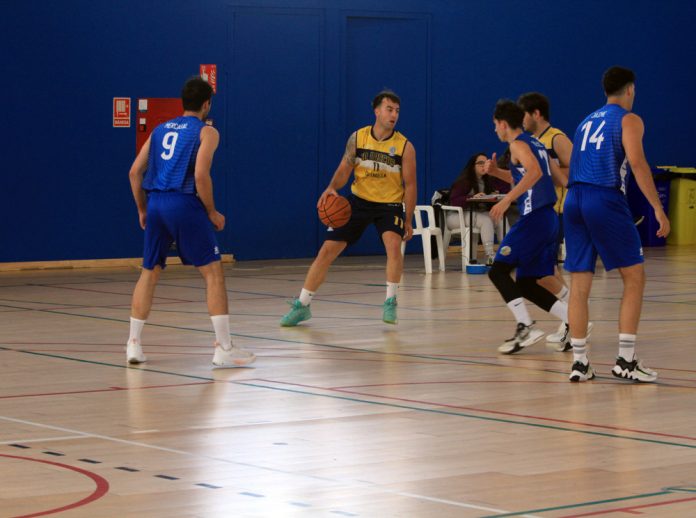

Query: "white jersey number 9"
left=160, top=132, right=179, bottom=160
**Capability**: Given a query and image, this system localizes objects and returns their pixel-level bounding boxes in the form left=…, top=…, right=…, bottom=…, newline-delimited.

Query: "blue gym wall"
left=3, top=0, right=695, bottom=262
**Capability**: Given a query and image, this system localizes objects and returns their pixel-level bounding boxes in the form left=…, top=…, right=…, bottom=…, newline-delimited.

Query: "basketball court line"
left=3, top=345, right=696, bottom=450
left=3, top=307, right=696, bottom=386
left=7, top=342, right=696, bottom=389
left=0, top=414, right=532, bottom=516
left=0, top=453, right=110, bottom=517
left=5, top=289, right=696, bottom=340
left=2, top=344, right=692, bottom=516
left=258, top=379, right=696, bottom=442
left=479, top=489, right=696, bottom=517
left=0, top=435, right=85, bottom=445
left=0, top=381, right=214, bottom=400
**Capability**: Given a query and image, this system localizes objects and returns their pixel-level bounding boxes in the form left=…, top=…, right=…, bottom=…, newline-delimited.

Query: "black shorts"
left=325, top=195, right=405, bottom=245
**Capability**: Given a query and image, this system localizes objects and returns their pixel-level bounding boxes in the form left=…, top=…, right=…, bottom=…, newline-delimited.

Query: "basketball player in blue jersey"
left=485, top=100, right=570, bottom=354
left=127, top=77, right=255, bottom=368
left=518, top=92, right=588, bottom=351
left=564, top=66, right=669, bottom=382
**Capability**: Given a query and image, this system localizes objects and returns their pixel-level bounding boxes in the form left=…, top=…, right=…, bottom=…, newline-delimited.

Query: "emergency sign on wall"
left=200, top=64, right=217, bottom=93
left=113, top=97, right=131, bottom=127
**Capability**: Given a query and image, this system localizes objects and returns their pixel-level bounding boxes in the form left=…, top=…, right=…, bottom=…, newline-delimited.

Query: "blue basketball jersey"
left=569, top=104, right=629, bottom=191
left=143, top=116, right=206, bottom=193
left=510, top=133, right=557, bottom=217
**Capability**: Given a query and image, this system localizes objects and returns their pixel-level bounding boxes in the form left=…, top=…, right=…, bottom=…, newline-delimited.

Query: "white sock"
left=549, top=300, right=568, bottom=322
left=571, top=337, right=588, bottom=364
left=483, top=242, right=495, bottom=258
left=299, top=288, right=314, bottom=306
left=507, top=297, right=532, bottom=326
left=386, top=282, right=399, bottom=300
left=211, top=315, right=232, bottom=351
left=129, top=317, right=146, bottom=343
left=619, top=333, right=636, bottom=361
left=555, top=285, right=569, bottom=303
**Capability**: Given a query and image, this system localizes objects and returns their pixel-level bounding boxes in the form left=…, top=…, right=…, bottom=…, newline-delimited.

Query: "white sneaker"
left=612, top=356, right=657, bottom=382
left=547, top=321, right=594, bottom=342
left=498, top=322, right=545, bottom=354
left=546, top=321, right=569, bottom=343
left=126, top=339, right=147, bottom=364
left=212, top=343, right=256, bottom=368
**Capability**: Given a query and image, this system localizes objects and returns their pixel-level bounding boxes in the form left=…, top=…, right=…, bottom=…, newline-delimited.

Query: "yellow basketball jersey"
left=537, top=126, right=567, bottom=213
left=351, top=126, right=408, bottom=203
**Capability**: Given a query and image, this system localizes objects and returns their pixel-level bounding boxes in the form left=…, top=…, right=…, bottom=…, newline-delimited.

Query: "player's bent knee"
left=317, top=241, right=346, bottom=262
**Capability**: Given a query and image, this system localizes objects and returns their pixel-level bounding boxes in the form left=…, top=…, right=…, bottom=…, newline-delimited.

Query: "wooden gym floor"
left=1, top=246, right=696, bottom=517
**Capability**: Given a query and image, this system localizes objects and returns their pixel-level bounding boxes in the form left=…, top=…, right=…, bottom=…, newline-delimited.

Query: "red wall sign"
left=113, top=97, right=131, bottom=127
left=200, top=64, right=217, bottom=93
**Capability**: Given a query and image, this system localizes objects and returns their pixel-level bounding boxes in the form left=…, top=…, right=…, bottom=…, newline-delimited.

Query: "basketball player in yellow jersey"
left=280, top=90, right=417, bottom=326
left=517, top=92, right=590, bottom=349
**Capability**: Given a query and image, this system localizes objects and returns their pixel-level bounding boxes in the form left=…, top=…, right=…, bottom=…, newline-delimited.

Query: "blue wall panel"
left=342, top=14, right=430, bottom=256
left=226, top=8, right=322, bottom=260
left=1, top=0, right=694, bottom=262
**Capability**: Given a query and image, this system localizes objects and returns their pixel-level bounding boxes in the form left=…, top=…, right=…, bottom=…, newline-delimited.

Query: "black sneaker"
left=611, top=357, right=657, bottom=382
left=569, top=361, right=595, bottom=382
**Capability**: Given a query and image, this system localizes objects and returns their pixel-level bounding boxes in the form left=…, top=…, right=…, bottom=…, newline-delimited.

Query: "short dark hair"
left=602, top=66, right=635, bottom=96
left=372, top=90, right=401, bottom=109
left=517, top=92, right=550, bottom=120
left=494, top=99, right=524, bottom=129
left=181, top=76, right=213, bottom=111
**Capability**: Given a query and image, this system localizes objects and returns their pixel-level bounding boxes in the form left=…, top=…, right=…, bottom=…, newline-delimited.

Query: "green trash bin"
left=667, top=168, right=696, bottom=245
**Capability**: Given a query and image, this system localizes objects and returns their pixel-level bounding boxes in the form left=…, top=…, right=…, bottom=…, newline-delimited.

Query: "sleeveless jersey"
left=143, top=116, right=206, bottom=193
left=569, top=104, right=629, bottom=191
left=351, top=126, right=408, bottom=203
left=510, top=132, right=557, bottom=217
left=536, top=125, right=567, bottom=213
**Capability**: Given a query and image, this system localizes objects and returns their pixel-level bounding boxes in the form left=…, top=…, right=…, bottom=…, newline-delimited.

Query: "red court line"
left=0, top=381, right=213, bottom=400
left=258, top=379, right=696, bottom=442
left=1, top=454, right=109, bottom=518
left=561, top=494, right=696, bottom=517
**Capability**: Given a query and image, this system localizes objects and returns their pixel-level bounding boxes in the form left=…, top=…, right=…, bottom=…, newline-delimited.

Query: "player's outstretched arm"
left=401, top=141, right=417, bottom=241
left=489, top=142, right=541, bottom=223
left=129, top=136, right=151, bottom=229
left=623, top=114, right=670, bottom=238
left=318, top=132, right=356, bottom=208
left=484, top=152, right=513, bottom=184
left=194, top=126, right=225, bottom=231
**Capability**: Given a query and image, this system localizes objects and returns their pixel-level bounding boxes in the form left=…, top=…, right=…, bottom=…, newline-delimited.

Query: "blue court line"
left=3, top=346, right=696, bottom=453
left=4, top=307, right=696, bottom=386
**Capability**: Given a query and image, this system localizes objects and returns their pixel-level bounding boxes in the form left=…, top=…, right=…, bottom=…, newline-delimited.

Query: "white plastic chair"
left=440, top=205, right=479, bottom=270
left=401, top=205, right=445, bottom=273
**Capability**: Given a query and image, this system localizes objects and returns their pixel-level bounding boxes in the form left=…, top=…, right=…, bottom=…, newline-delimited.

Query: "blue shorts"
left=563, top=184, right=644, bottom=272
left=325, top=195, right=405, bottom=245
left=494, top=205, right=558, bottom=278
left=142, top=192, right=221, bottom=270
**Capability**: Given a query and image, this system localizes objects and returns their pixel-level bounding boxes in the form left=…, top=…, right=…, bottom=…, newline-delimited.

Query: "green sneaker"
left=280, top=299, right=311, bottom=327
left=382, top=296, right=398, bottom=324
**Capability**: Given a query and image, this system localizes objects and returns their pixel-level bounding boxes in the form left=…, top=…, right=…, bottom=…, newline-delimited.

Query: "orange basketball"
left=318, top=194, right=351, bottom=228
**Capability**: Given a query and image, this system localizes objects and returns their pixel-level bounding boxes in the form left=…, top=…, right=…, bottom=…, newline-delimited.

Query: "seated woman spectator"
left=446, top=152, right=510, bottom=265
